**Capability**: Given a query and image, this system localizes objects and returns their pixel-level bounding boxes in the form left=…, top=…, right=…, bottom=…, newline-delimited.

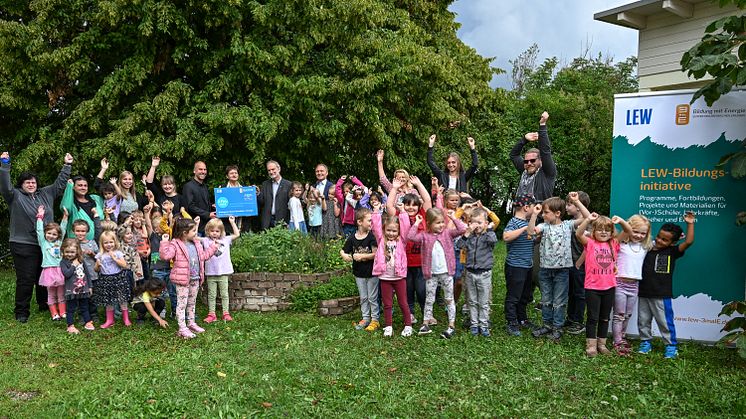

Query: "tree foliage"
left=681, top=0, right=746, bottom=106
left=0, top=0, right=494, bottom=187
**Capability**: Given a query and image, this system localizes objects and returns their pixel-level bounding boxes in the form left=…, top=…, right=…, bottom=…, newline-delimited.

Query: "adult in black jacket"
left=0, top=151, right=73, bottom=323
left=257, top=160, right=292, bottom=230
left=509, top=111, right=557, bottom=202
left=427, top=135, right=478, bottom=193
left=182, top=161, right=215, bottom=233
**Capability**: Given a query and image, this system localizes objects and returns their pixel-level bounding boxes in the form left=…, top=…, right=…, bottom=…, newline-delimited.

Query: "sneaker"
left=383, top=326, right=393, bottom=337
left=364, top=320, right=380, bottom=332
left=614, top=342, right=631, bottom=356
left=16, top=316, right=28, bottom=324
left=506, top=323, right=521, bottom=337
left=638, top=340, right=652, bottom=354
left=418, top=324, right=432, bottom=335
left=222, top=313, right=233, bottom=321
left=470, top=326, right=479, bottom=336
left=401, top=326, right=413, bottom=337
left=187, top=322, right=205, bottom=334
left=52, top=314, right=61, bottom=321
left=441, top=327, right=455, bottom=339
left=550, top=328, right=562, bottom=341
left=664, top=344, right=678, bottom=359
left=83, top=322, right=95, bottom=331
left=481, top=328, right=491, bottom=337
left=177, top=327, right=196, bottom=339
left=410, top=314, right=417, bottom=325
left=204, top=313, right=218, bottom=324
left=355, top=319, right=370, bottom=330
left=67, top=325, right=80, bottom=334
left=566, top=321, right=585, bottom=335
left=519, top=320, right=537, bottom=330
left=532, top=326, right=552, bottom=338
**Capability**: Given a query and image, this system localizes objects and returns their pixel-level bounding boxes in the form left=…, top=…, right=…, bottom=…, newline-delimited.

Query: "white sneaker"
left=410, top=314, right=418, bottom=324
left=383, top=326, right=393, bottom=337
left=401, top=326, right=413, bottom=337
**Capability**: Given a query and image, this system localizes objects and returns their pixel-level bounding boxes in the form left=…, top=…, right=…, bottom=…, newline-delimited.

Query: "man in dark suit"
left=257, top=160, right=292, bottom=230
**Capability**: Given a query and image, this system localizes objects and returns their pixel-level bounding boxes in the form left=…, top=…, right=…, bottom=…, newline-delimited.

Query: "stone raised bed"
left=202, top=269, right=347, bottom=312
left=318, top=296, right=361, bottom=316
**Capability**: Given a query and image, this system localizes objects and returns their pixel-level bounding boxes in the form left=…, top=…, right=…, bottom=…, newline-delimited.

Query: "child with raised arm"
left=565, top=191, right=591, bottom=335
left=574, top=213, right=632, bottom=357
left=341, top=208, right=380, bottom=332
left=455, top=208, right=498, bottom=337
left=612, top=214, right=652, bottom=355
left=203, top=216, right=240, bottom=323
left=502, top=194, right=537, bottom=336
left=407, top=208, right=466, bottom=338
left=60, top=238, right=95, bottom=333
left=371, top=206, right=413, bottom=337
left=36, top=206, right=68, bottom=321
left=528, top=192, right=590, bottom=341
left=637, top=212, right=695, bottom=359
left=386, top=176, right=432, bottom=324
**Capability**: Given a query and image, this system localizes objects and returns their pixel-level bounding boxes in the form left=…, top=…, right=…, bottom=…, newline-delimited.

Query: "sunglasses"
left=523, top=158, right=537, bottom=164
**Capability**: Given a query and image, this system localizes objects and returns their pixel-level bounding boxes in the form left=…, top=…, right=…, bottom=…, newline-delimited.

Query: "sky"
left=449, top=0, right=640, bottom=89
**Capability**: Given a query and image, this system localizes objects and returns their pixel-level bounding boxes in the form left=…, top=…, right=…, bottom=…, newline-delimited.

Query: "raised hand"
left=532, top=204, right=542, bottom=215
left=431, top=177, right=439, bottom=188
left=467, top=136, right=475, bottom=149
left=193, top=216, right=201, bottom=226
left=109, top=177, right=118, bottom=185
left=37, top=205, right=45, bottom=218
left=409, top=175, right=421, bottom=186
left=391, top=178, right=403, bottom=190
left=143, top=203, right=152, bottom=214
left=589, top=212, right=600, bottom=221
left=64, top=153, right=74, bottom=164
left=568, top=191, right=579, bottom=202
left=151, top=156, right=160, bottom=167
left=100, top=158, right=109, bottom=171
left=611, top=215, right=623, bottom=224
left=428, top=134, right=436, bottom=147
left=524, top=132, right=539, bottom=142
left=539, top=111, right=549, bottom=125
left=61, top=207, right=69, bottom=219
left=145, top=189, right=155, bottom=203
left=91, top=207, right=99, bottom=218
left=395, top=202, right=405, bottom=213
left=683, top=211, right=696, bottom=224
left=376, top=149, right=384, bottom=162
left=1, top=152, right=9, bottom=160
left=414, top=214, right=423, bottom=223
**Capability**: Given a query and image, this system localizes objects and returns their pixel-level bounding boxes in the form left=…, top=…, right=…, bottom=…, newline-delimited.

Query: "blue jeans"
left=152, top=269, right=176, bottom=314
left=538, top=268, right=569, bottom=328
left=342, top=224, right=356, bottom=238
left=289, top=221, right=308, bottom=234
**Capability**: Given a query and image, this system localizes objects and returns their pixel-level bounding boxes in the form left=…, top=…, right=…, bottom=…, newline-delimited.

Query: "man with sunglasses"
left=509, top=111, right=557, bottom=202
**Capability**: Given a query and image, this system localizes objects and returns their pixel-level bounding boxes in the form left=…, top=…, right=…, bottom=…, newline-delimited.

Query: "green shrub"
left=231, top=225, right=347, bottom=273
left=289, top=273, right=359, bottom=312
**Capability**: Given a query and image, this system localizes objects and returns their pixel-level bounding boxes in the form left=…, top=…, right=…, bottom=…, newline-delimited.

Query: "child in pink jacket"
left=159, top=217, right=217, bottom=339
left=371, top=211, right=413, bottom=338
left=407, top=208, right=466, bottom=338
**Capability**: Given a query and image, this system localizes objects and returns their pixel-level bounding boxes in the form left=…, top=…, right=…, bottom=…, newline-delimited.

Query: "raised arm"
left=410, top=176, right=431, bottom=210
left=509, top=135, right=530, bottom=173
left=0, top=152, right=15, bottom=203
left=611, top=215, right=633, bottom=242
left=44, top=153, right=73, bottom=198
left=567, top=191, right=591, bottom=226
left=503, top=222, right=527, bottom=243
left=385, top=178, right=403, bottom=216
left=526, top=204, right=542, bottom=237
left=464, top=137, right=478, bottom=181
left=537, top=112, right=556, bottom=179
left=146, top=156, right=160, bottom=184
left=377, top=150, right=392, bottom=192
left=228, top=216, right=241, bottom=240
left=426, top=135, right=445, bottom=178
left=96, top=158, right=109, bottom=182
left=406, top=214, right=425, bottom=243
left=448, top=212, right=467, bottom=237
left=679, top=212, right=695, bottom=252
left=575, top=213, right=598, bottom=246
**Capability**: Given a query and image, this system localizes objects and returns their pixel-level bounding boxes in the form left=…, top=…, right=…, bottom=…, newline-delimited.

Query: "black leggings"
left=585, top=287, right=615, bottom=339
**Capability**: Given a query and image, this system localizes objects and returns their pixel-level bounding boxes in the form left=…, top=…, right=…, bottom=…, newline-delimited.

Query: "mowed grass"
left=0, top=243, right=744, bottom=417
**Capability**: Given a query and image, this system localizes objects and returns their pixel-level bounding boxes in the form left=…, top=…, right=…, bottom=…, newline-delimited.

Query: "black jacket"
left=257, top=178, right=292, bottom=230
left=509, top=125, right=557, bottom=202
left=427, top=147, right=478, bottom=193
left=182, top=179, right=212, bottom=232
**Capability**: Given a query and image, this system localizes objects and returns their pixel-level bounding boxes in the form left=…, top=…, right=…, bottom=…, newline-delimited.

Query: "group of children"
left=37, top=179, right=241, bottom=339
left=341, top=167, right=695, bottom=358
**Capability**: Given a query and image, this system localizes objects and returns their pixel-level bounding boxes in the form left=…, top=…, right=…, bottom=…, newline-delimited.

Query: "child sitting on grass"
left=637, top=212, right=695, bottom=359
left=340, top=208, right=380, bottom=332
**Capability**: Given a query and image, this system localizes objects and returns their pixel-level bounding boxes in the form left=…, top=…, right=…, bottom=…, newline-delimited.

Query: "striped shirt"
left=505, top=217, right=533, bottom=268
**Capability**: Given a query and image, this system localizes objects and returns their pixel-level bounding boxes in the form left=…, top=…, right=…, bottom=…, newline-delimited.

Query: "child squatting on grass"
left=637, top=212, right=695, bottom=359
left=340, top=208, right=380, bottom=332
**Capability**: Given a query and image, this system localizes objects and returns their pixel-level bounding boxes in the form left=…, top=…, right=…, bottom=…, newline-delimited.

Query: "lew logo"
left=675, top=104, right=690, bottom=125
left=626, top=108, right=652, bottom=125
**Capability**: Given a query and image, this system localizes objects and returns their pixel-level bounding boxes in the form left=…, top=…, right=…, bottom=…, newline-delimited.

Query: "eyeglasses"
left=523, top=158, right=537, bottom=164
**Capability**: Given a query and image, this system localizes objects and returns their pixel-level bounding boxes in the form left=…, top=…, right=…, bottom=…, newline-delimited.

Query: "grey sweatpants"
left=356, top=276, right=380, bottom=322
left=637, top=297, right=678, bottom=346
left=465, top=270, right=492, bottom=330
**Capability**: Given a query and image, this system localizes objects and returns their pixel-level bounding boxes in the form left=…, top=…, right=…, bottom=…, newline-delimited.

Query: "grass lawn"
left=0, top=243, right=744, bottom=417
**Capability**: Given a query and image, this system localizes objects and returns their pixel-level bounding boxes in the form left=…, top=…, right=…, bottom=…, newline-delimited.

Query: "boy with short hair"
left=528, top=192, right=590, bottom=341
left=565, top=191, right=591, bottom=335
left=340, top=207, right=380, bottom=331
left=637, top=212, right=695, bottom=359
left=456, top=207, right=498, bottom=337
left=502, top=194, right=536, bottom=336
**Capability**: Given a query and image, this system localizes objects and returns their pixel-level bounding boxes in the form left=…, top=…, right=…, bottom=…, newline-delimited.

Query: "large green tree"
left=0, top=0, right=493, bottom=187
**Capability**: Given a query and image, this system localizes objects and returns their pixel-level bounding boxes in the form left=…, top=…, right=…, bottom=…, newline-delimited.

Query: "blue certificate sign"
left=214, top=186, right=258, bottom=217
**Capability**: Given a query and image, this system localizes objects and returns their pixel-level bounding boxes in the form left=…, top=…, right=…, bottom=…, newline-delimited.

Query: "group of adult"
left=2, top=111, right=555, bottom=323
